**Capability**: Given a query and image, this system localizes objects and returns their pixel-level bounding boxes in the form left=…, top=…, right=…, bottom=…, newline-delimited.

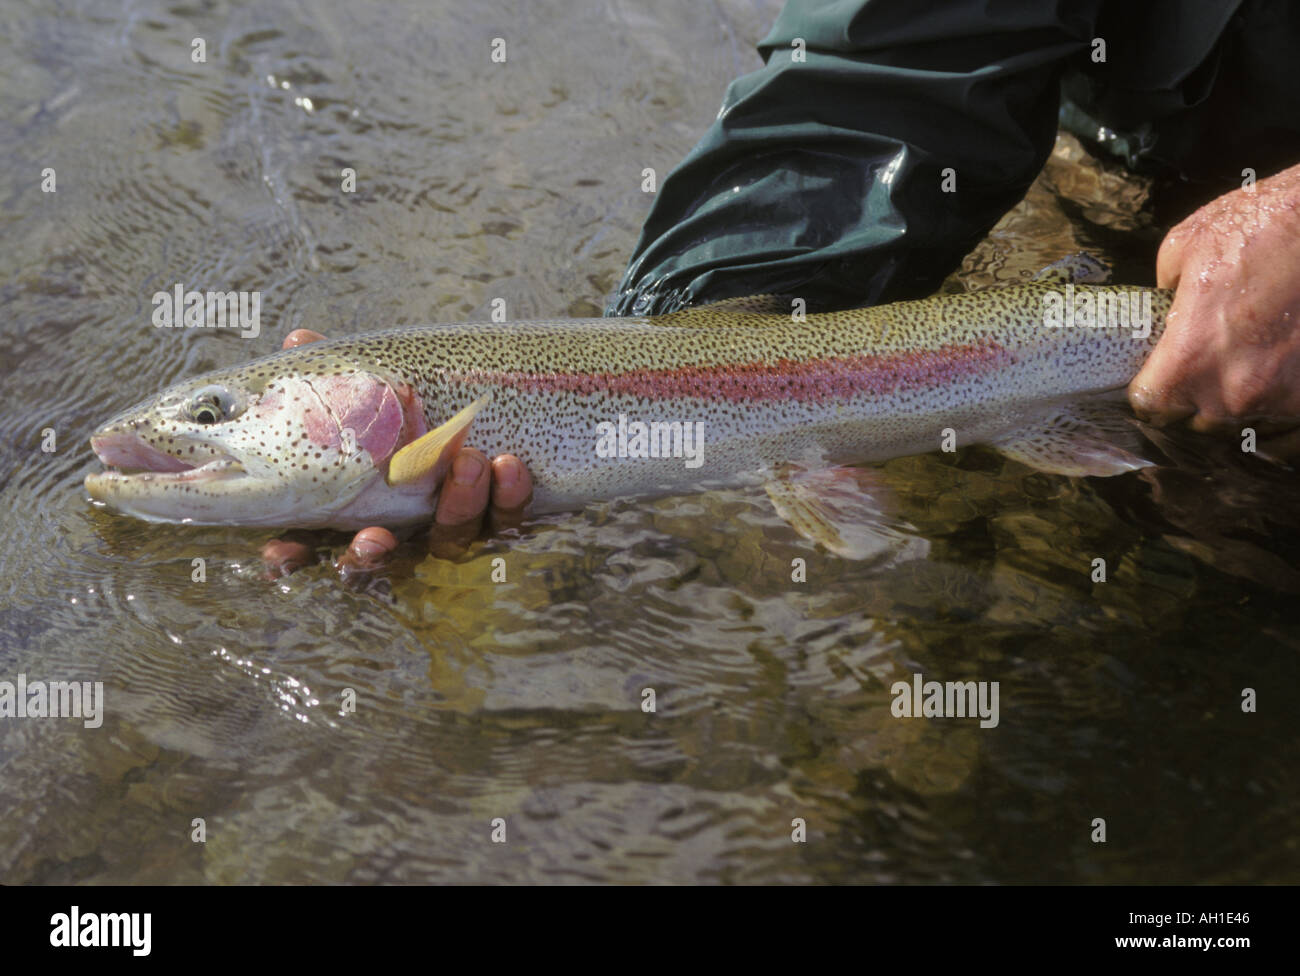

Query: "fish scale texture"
left=88, top=284, right=1172, bottom=525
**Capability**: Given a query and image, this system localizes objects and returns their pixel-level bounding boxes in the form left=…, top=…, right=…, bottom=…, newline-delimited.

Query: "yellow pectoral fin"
left=386, top=394, right=491, bottom=487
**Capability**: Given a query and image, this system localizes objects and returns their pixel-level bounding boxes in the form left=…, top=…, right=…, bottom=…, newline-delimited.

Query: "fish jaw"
left=85, top=364, right=440, bottom=529
left=84, top=417, right=362, bottom=529
left=84, top=436, right=262, bottom=523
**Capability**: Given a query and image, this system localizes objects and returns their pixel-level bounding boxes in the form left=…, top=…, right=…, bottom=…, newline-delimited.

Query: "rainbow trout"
left=85, top=268, right=1170, bottom=557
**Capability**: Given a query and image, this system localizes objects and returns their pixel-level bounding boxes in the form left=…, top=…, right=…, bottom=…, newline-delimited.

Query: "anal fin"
left=990, top=400, right=1154, bottom=477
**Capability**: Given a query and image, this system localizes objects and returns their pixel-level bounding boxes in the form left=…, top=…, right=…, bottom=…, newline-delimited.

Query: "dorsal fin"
left=1032, top=252, right=1112, bottom=285
left=695, top=293, right=795, bottom=314
left=648, top=293, right=796, bottom=326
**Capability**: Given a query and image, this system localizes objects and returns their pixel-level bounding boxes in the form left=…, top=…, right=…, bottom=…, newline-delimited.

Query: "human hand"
left=261, top=329, right=532, bottom=580
left=1129, top=163, right=1300, bottom=457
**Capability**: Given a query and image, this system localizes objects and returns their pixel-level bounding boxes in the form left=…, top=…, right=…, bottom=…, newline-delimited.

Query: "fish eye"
left=186, top=385, right=241, bottom=425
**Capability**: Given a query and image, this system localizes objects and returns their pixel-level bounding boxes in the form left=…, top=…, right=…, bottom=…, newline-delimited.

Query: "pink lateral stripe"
left=463, top=341, right=1013, bottom=402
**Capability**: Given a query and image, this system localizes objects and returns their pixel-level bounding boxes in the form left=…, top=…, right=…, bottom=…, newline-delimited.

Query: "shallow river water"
left=1, top=0, right=1298, bottom=883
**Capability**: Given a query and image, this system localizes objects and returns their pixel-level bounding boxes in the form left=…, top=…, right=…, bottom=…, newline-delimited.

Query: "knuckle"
left=437, top=497, right=486, bottom=526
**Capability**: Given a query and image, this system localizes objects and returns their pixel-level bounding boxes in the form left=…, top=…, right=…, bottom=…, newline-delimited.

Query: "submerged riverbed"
left=1, top=0, right=1297, bottom=883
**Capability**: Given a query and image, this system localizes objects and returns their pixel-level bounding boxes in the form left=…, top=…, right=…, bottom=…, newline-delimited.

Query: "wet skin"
left=261, top=329, right=533, bottom=581
left=1130, top=161, right=1300, bottom=457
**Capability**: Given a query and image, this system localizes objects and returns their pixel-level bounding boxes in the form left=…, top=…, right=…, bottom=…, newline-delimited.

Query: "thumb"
left=1129, top=297, right=1196, bottom=426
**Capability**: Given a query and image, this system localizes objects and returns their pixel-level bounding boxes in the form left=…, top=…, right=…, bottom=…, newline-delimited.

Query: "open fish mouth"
left=85, top=431, right=247, bottom=498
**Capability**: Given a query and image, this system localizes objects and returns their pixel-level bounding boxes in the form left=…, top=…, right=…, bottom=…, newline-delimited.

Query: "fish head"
left=84, top=350, right=445, bottom=529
